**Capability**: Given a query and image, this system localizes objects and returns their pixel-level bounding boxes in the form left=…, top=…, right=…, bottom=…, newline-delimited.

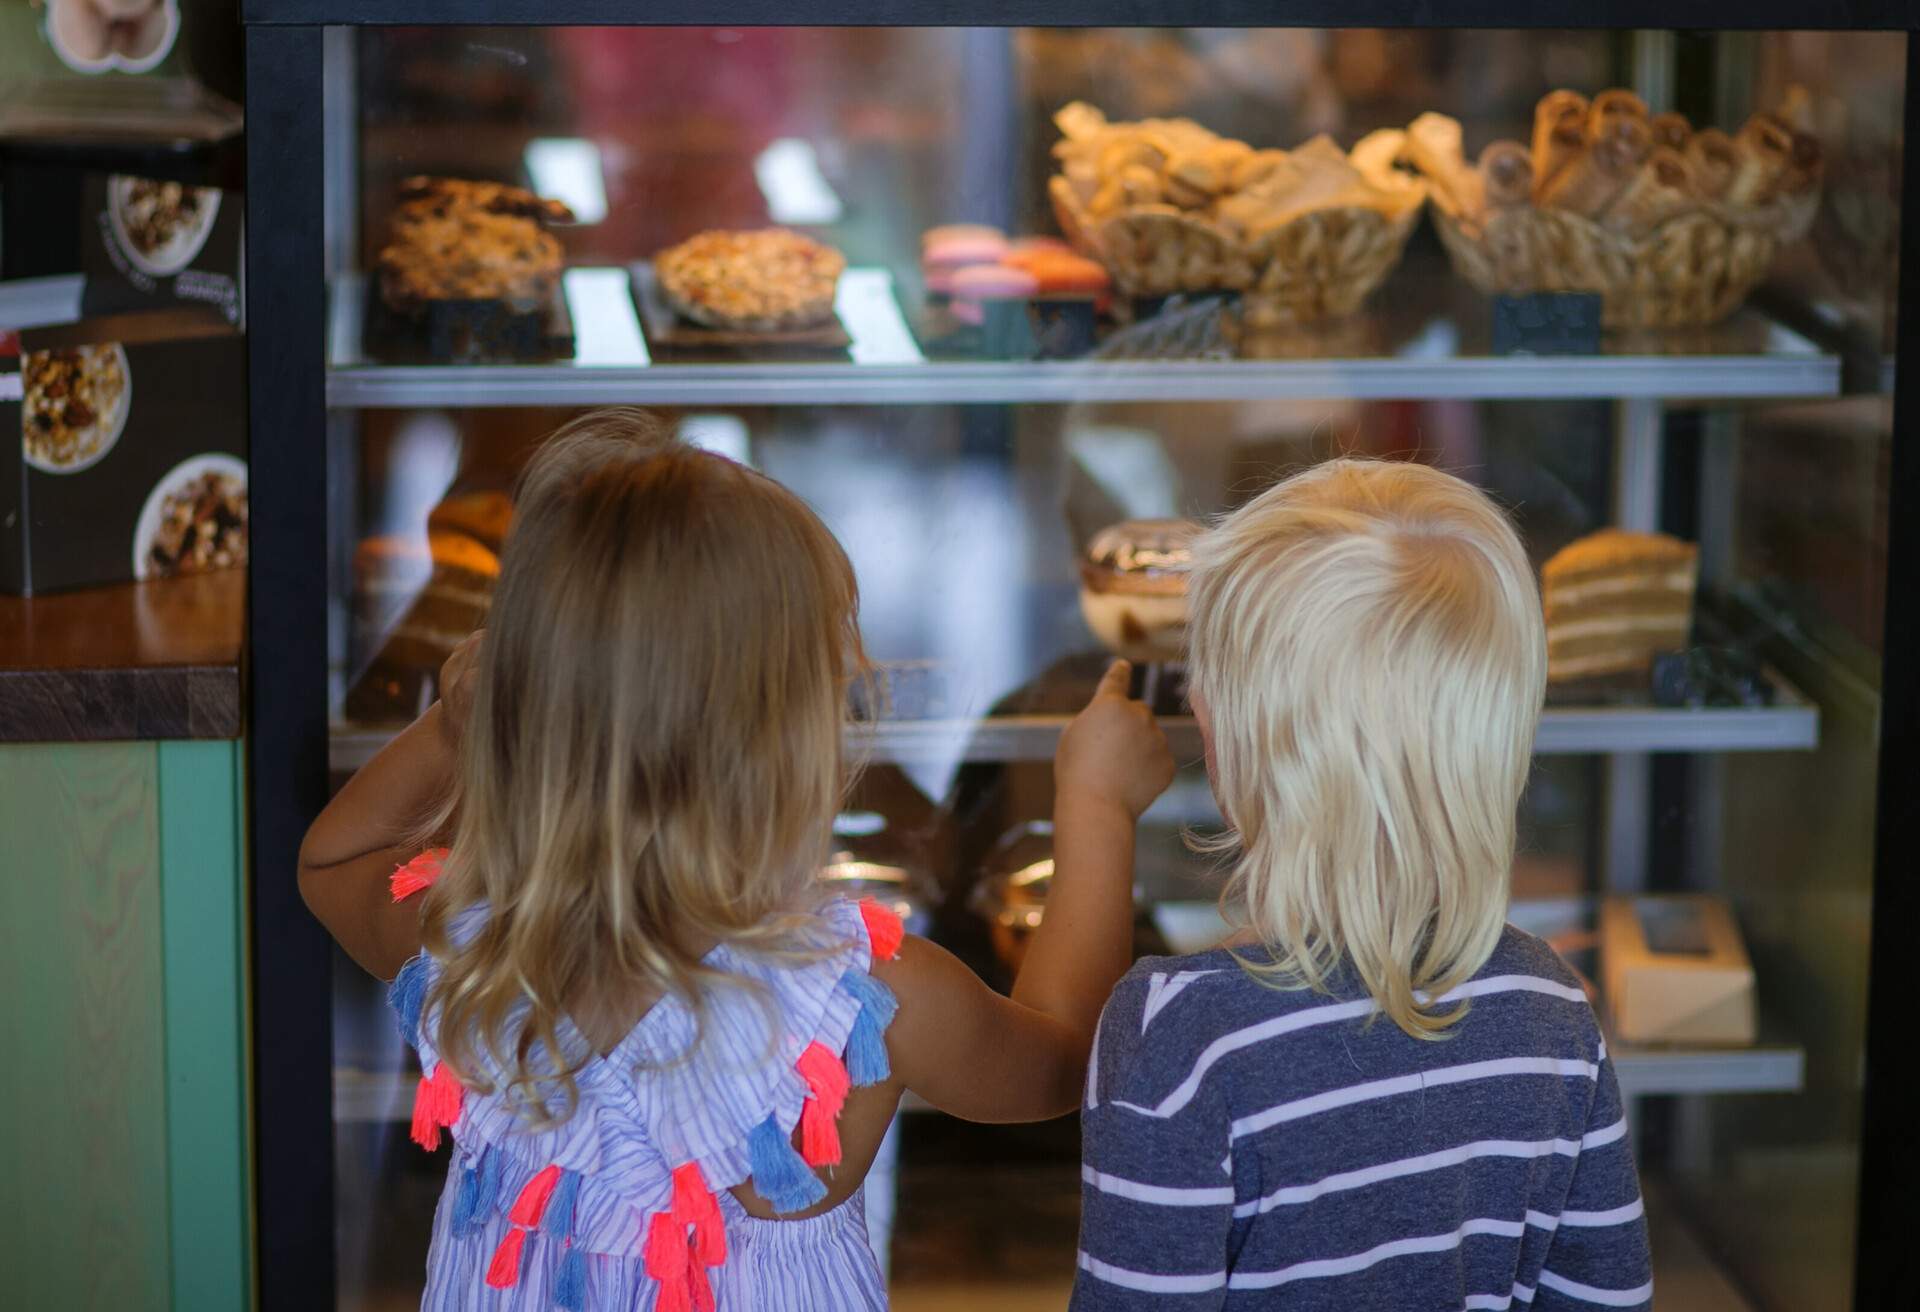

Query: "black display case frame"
left=243, top=7, right=1920, bottom=1309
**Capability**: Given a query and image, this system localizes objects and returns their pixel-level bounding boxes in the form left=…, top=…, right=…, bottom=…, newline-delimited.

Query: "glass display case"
left=242, top=7, right=1920, bottom=1310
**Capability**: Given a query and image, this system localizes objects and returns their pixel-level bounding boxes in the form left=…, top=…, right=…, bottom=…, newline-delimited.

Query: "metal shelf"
left=1611, top=1036, right=1804, bottom=1099
left=329, top=681, right=1818, bottom=773
left=324, top=268, right=1841, bottom=409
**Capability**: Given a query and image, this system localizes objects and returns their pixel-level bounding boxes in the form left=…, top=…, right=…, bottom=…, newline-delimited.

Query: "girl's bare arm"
left=297, top=635, right=480, bottom=979
left=874, top=661, right=1172, bottom=1121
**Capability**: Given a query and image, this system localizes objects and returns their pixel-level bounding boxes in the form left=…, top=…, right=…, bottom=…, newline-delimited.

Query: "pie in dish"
left=654, top=229, right=846, bottom=331
left=377, top=176, right=574, bottom=312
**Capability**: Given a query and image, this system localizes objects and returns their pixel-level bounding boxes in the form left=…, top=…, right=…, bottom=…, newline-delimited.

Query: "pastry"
left=1541, top=530, right=1699, bottom=683
left=1587, top=89, right=1649, bottom=139
left=1684, top=128, right=1740, bottom=200
left=1078, top=518, right=1201, bottom=665
left=397, top=175, right=574, bottom=225
left=1726, top=113, right=1796, bottom=206
left=654, top=228, right=845, bottom=331
left=1532, top=90, right=1591, bottom=189
left=1478, top=141, right=1534, bottom=209
left=1650, top=112, right=1692, bottom=154
left=1538, top=112, right=1649, bottom=216
left=377, top=178, right=570, bottom=312
left=948, top=263, right=1039, bottom=326
left=427, top=490, right=514, bottom=554
left=1602, top=148, right=1694, bottom=234
left=1000, top=247, right=1111, bottom=296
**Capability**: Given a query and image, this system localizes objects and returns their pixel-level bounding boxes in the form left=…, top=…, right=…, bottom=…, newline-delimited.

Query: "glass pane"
left=317, top=24, right=1900, bottom=1311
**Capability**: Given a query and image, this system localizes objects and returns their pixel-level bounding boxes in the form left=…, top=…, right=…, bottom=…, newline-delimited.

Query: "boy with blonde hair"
left=1073, top=459, right=1652, bottom=1310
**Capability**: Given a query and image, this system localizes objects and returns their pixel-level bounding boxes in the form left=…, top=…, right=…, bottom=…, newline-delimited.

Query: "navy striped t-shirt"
left=1073, top=926, right=1652, bottom=1311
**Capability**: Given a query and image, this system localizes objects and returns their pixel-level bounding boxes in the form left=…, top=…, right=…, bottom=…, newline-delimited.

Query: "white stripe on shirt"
left=1226, top=1216, right=1526, bottom=1290
left=1118, top=974, right=1594, bottom=1119
left=1464, top=1283, right=1538, bottom=1309
left=1537, top=1270, right=1655, bottom=1306
left=1081, top=1164, right=1236, bottom=1207
left=1230, top=1124, right=1628, bottom=1216
left=1230, top=1055, right=1600, bottom=1141
left=1076, top=1250, right=1228, bottom=1293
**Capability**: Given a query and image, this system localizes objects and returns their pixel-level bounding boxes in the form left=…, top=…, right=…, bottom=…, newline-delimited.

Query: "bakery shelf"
left=329, top=683, right=1818, bottom=773
left=323, top=268, right=1841, bottom=408
left=1611, top=1035, right=1805, bottom=1099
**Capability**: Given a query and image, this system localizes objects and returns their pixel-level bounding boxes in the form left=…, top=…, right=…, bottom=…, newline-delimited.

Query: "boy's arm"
left=1533, top=1051, right=1653, bottom=1310
left=873, top=660, right=1173, bottom=1122
left=297, top=635, right=480, bottom=980
left=1071, top=976, right=1236, bottom=1310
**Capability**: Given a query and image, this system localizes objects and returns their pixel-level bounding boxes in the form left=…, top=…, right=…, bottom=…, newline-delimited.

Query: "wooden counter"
left=0, top=570, right=244, bottom=741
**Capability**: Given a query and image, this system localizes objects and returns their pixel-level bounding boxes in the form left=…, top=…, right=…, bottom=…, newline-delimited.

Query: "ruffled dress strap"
left=385, top=863, right=905, bottom=1312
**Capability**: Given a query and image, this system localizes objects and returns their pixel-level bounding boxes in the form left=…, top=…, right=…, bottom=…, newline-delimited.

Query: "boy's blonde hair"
left=421, top=408, right=864, bottom=1118
left=1187, top=458, right=1545, bottom=1039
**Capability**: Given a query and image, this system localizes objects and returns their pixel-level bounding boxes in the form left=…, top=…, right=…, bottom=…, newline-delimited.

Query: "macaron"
left=1001, top=249, right=1111, bottom=296
left=949, top=263, right=1039, bottom=325
left=923, top=233, right=1010, bottom=272
left=1006, top=235, right=1075, bottom=258
left=922, top=223, right=1006, bottom=251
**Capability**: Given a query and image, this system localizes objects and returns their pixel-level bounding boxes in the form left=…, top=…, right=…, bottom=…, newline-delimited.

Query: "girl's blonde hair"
left=421, top=408, right=864, bottom=1119
left=1187, top=458, right=1545, bottom=1039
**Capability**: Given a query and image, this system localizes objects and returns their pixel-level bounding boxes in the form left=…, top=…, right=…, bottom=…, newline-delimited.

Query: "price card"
left=1491, top=292, right=1602, bottom=356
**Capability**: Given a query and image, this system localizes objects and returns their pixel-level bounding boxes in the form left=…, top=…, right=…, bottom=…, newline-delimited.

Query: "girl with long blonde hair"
left=1071, top=459, right=1653, bottom=1310
left=302, top=408, right=1170, bottom=1310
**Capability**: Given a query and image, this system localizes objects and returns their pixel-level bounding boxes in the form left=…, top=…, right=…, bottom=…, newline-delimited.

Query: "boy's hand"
left=1056, top=660, right=1175, bottom=820
left=438, top=630, right=484, bottom=748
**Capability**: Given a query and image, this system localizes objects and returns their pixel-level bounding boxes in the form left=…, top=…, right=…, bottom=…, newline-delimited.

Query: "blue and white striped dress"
left=1073, top=926, right=1653, bottom=1310
left=388, top=894, right=897, bottom=1312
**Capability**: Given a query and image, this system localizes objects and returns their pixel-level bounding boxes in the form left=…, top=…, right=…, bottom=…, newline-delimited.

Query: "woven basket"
left=1429, top=188, right=1820, bottom=330
left=1049, top=174, right=1422, bottom=330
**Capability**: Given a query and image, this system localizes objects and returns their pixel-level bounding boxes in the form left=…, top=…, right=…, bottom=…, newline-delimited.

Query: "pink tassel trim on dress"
left=796, top=1042, right=852, bottom=1167
left=644, top=1210, right=696, bottom=1312
left=484, top=1225, right=526, bottom=1289
left=858, top=897, right=904, bottom=961
left=389, top=847, right=450, bottom=901
left=507, top=1163, right=563, bottom=1228
left=408, top=1061, right=463, bottom=1152
left=671, top=1162, right=727, bottom=1266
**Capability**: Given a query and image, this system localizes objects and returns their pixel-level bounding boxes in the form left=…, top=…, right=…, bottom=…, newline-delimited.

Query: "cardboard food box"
left=82, top=173, right=242, bottom=325
left=1600, top=895, right=1756, bottom=1045
left=0, top=306, right=246, bottom=595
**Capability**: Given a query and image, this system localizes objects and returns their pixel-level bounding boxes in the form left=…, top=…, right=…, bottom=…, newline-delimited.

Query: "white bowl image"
left=21, top=343, right=131, bottom=476
left=108, top=174, right=222, bottom=278
left=132, top=453, right=249, bottom=581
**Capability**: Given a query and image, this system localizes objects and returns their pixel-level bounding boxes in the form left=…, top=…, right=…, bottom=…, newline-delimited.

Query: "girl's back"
left=400, top=894, right=898, bottom=1312
left=1076, top=927, right=1647, bottom=1311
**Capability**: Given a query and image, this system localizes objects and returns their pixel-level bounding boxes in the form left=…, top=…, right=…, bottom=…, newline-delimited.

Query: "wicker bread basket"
left=1428, top=188, right=1818, bottom=330
left=1050, top=174, right=1424, bottom=331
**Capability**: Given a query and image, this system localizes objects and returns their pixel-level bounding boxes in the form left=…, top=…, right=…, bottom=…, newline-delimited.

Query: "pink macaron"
left=948, top=262, right=1039, bottom=324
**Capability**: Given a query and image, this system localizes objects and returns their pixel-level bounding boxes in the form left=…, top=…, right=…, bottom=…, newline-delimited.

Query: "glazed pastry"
left=1587, top=89, right=1650, bottom=139
left=1684, top=128, right=1739, bottom=200
left=1532, top=90, right=1591, bottom=190
left=1725, top=113, right=1796, bottom=206
left=427, top=489, right=513, bottom=554
left=1539, top=113, right=1649, bottom=216
left=1541, top=530, right=1698, bottom=683
left=1078, top=518, right=1201, bottom=665
left=1602, top=148, right=1695, bottom=234
left=1478, top=141, right=1534, bottom=209
left=1650, top=112, right=1692, bottom=154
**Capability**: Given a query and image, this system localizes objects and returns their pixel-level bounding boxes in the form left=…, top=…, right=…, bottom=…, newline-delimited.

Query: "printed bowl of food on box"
left=22, top=343, right=131, bottom=475
left=133, top=453, right=249, bottom=580
left=108, top=175, right=224, bottom=278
